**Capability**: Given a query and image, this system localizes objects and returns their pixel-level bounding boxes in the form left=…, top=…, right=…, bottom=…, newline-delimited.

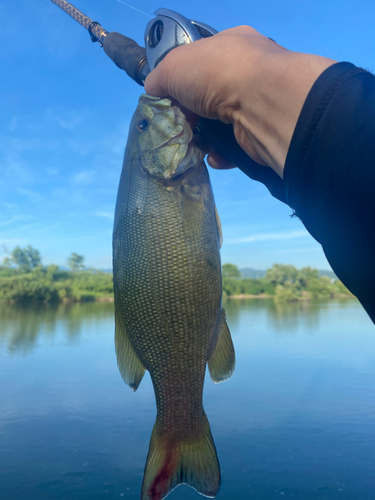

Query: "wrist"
left=231, top=50, right=336, bottom=177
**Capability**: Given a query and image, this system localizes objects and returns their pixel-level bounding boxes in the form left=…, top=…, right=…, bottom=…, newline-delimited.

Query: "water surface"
left=1, top=299, right=374, bottom=500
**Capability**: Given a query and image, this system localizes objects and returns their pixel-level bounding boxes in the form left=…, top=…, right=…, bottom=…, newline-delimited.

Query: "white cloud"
left=9, top=116, right=18, bottom=131
left=61, top=229, right=112, bottom=243
left=0, top=238, right=27, bottom=249
left=45, top=108, right=85, bottom=131
left=71, top=170, right=95, bottom=184
left=17, top=188, right=44, bottom=204
left=0, top=136, right=58, bottom=184
left=0, top=215, right=31, bottom=227
left=270, top=246, right=321, bottom=254
left=91, top=211, right=114, bottom=219
left=226, top=230, right=309, bottom=245
left=45, top=167, right=59, bottom=175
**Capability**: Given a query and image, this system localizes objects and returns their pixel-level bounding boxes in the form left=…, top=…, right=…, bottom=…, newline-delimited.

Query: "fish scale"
left=113, top=95, right=235, bottom=500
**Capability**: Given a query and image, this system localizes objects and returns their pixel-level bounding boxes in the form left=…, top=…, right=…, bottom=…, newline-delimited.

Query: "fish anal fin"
left=142, top=416, right=220, bottom=500
left=208, top=309, right=235, bottom=383
left=214, top=204, right=223, bottom=249
left=115, top=304, right=145, bottom=391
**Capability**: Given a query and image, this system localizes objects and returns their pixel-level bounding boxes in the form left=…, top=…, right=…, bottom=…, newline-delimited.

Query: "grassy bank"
left=0, top=265, right=353, bottom=305
left=222, top=264, right=353, bottom=302
left=0, top=246, right=353, bottom=304
left=0, top=266, right=113, bottom=304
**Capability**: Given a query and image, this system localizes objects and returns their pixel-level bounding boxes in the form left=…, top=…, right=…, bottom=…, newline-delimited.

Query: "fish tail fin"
left=141, top=415, right=220, bottom=500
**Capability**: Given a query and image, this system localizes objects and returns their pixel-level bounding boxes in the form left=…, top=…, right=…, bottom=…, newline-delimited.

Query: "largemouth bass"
left=113, top=94, right=235, bottom=500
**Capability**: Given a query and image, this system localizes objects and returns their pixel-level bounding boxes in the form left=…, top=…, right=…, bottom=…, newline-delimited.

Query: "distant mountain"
left=240, top=268, right=266, bottom=279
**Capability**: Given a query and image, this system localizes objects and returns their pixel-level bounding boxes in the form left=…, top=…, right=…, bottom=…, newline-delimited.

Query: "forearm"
left=232, top=50, right=336, bottom=176
left=284, top=62, right=375, bottom=323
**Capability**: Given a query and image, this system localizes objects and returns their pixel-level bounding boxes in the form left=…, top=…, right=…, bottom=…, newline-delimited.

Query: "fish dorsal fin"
left=214, top=204, right=223, bottom=249
left=208, top=309, right=235, bottom=383
left=115, top=303, right=146, bottom=391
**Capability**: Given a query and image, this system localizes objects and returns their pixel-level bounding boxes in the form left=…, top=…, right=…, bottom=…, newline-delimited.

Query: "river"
left=0, top=299, right=374, bottom=500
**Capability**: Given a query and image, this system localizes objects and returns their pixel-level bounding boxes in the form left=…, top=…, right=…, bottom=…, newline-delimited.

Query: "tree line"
left=0, top=246, right=352, bottom=304
left=0, top=246, right=113, bottom=303
left=222, top=263, right=352, bottom=301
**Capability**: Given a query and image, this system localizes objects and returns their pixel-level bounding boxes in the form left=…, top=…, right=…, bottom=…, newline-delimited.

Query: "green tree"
left=222, top=263, right=241, bottom=279
left=297, top=266, right=320, bottom=288
left=67, top=253, right=85, bottom=272
left=2, top=257, right=12, bottom=268
left=265, top=264, right=299, bottom=286
left=46, top=264, right=59, bottom=281
left=274, top=282, right=301, bottom=302
left=10, top=246, right=41, bottom=272
left=300, top=267, right=320, bottom=280
left=307, top=276, right=333, bottom=298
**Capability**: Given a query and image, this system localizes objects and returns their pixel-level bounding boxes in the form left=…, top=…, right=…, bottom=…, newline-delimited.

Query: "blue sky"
left=1, top=0, right=374, bottom=270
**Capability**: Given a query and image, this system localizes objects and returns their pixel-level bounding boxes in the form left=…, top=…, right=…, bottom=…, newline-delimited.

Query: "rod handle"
left=198, top=118, right=287, bottom=204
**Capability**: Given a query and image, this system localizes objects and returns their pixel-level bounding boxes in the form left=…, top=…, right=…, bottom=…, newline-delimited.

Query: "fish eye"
left=137, top=119, right=149, bottom=132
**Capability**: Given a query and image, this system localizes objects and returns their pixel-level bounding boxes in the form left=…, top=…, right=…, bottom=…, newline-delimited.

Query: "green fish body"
left=113, top=95, right=235, bottom=500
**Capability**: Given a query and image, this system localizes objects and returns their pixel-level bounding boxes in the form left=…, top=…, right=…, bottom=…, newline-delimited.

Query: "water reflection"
left=1, top=300, right=375, bottom=500
left=0, top=298, right=362, bottom=356
left=0, top=301, right=114, bottom=355
left=224, top=297, right=360, bottom=333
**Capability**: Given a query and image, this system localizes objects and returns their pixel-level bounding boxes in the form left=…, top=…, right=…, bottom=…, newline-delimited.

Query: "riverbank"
left=0, top=267, right=113, bottom=304
left=227, top=292, right=354, bottom=301
left=227, top=293, right=273, bottom=299
left=0, top=260, right=353, bottom=304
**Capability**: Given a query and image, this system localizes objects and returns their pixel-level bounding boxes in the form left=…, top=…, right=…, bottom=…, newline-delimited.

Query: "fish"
left=113, top=94, right=235, bottom=500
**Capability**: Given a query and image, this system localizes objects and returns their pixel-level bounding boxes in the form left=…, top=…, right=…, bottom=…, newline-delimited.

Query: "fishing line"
left=115, top=0, right=153, bottom=18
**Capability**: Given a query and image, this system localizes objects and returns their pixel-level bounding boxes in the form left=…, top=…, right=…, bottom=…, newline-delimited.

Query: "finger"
left=215, top=25, right=262, bottom=37
left=207, top=151, right=237, bottom=170
left=144, top=44, right=192, bottom=98
left=144, top=64, right=168, bottom=97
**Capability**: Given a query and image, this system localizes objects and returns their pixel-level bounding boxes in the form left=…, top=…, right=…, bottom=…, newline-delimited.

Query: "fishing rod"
left=50, top=0, right=149, bottom=84
left=50, top=0, right=286, bottom=203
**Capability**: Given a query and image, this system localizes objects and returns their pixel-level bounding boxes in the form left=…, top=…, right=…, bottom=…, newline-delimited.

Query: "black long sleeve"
left=283, top=62, right=375, bottom=323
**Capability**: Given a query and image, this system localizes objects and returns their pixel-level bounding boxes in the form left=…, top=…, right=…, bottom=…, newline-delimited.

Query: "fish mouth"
left=160, top=106, right=205, bottom=177
left=138, top=95, right=205, bottom=179
left=153, top=126, right=190, bottom=152
left=172, top=138, right=205, bottom=178
left=152, top=105, right=193, bottom=152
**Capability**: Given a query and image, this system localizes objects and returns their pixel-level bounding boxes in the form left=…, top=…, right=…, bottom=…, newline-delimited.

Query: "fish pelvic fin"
left=114, top=304, right=146, bottom=391
left=208, top=309, right=235, bottom=383
left=141, top=415, right=220, bottom=500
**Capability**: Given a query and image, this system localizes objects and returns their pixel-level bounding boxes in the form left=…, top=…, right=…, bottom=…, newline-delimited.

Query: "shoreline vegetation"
left=222, top=263, right=353, bottom=302
left=0, top=246, right=354, bottom=304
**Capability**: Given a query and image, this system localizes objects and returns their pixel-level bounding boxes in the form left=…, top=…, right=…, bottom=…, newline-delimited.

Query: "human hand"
left=145, top=26, right=335, bottom=177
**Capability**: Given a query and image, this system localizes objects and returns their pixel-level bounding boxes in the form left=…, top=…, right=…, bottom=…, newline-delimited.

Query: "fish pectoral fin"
left=208, top=309, right=235, bottom=383
left=115, top=304, right=146, bottom=391
left=214, top=204, right=223, bottom=249
left=141, top=415, right=220, bottom=500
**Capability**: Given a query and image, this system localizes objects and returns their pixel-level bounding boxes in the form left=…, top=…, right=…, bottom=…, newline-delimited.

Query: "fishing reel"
left=144, top=9, right=217, bottom=70
left=100, top=7, right=218, bottom=84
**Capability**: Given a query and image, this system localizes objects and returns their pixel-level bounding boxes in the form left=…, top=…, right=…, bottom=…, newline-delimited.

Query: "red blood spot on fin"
left=148, top=448, right=177, bottom=500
